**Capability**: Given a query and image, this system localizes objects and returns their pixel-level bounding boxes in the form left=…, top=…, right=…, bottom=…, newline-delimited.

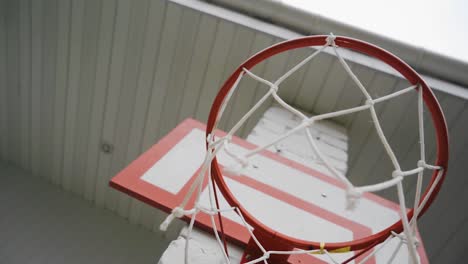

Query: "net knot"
left=417, top=160, right=426, bottom=168
left=270, top=83, right=279, bottom=93
left=302, top=117, right=315, bottom=127
left=365, top=99, right=375, bottom=106
left=326, top=33, right=336, bottom=46
left=391, top=231, right=420, bottom=247
left=392, top=170, right=403, bottom=178
left=172, top=206, right=186, bottom=218
left=346, top=187, right=362, bottom=210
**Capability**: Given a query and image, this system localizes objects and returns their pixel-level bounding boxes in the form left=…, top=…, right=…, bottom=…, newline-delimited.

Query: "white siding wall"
left=0, top=0, right=467, bottom=262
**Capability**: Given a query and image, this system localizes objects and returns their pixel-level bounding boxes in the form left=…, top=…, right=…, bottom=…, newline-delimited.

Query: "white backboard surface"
left=111, top=112, right=428, bottom=264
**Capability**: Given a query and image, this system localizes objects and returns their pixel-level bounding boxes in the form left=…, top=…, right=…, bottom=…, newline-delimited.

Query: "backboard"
left=110, top=117, right=429, bottom=263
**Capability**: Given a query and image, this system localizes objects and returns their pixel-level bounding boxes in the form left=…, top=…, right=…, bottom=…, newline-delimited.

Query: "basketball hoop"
left=162, top=34, right=449, bottom=263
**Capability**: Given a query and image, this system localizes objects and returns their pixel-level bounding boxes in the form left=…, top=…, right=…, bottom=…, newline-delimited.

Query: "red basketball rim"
left=206, top=35, right=449, bottom=251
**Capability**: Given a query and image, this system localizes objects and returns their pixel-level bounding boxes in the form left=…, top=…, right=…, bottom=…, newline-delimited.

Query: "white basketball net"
left=160, top=34, right=444, bottom=264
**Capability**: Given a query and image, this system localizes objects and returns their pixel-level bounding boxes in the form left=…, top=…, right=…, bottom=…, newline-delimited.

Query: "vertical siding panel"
left=403, top=96, right=466, bottom=201
left=30, top=0, right=43, bottom=174
left=275, top=48, right=310, bottom=107
left=157, top=8, right=201, bottom=138
left=125, top=0, right=167, bottom=225
left=83, top=0, right=117, bottom=201
left=335, top=64, right=375, bottom=126
left=371, top=89, right=428, bottom=200
left=6, top=0, right=20, bottom=165
left=51, top=0, right=71, bottom=185
left=314, top=60, right=354, bottom=115
left=347, top=73, right=397, bottom=173
left=40, top=0, right=58, bottom=180
left=139, top=2, right=184, bottom=230
left=94, top=0, right=132, bottom=208
left=61, top=0, right=85, bottom=191
left=420, top=145, right=468, bottom=257
left=70, top=0, right=102, bottom=195
left=193, top=20, right=236, bottom=123
left=177, top=14, right=218, bottom=122
left=348, top=79, right=410, bottom=185
left=431, top=216, right=468, bottom=263
left=141, top=2, right=183, bottom=152
left=241, top=37, right=289, bottom=137
left=216, top=26, right=256, bottom=131
left=225, top=33, right=274, bottom=135
left=293, top=52, right=334, bottom=114
left=106, top=0, right=150, bottom=214
left=18, top=0, right=31, bottom=170
left=0, top=0, right=8, bottom=160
